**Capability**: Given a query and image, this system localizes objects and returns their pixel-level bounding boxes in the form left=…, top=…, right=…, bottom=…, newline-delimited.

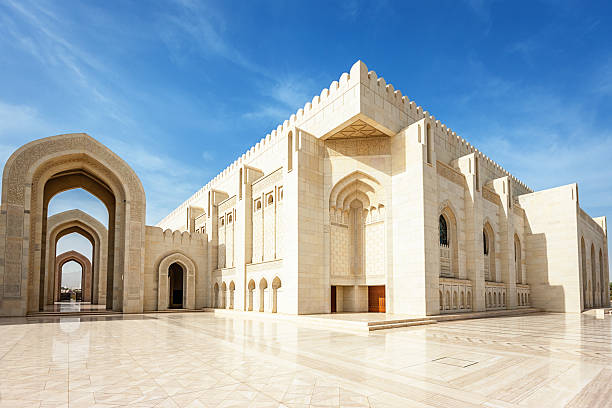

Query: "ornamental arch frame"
left=0, top=133, right=146, bottom=316
left=55, top=250, right=92, bottom=302
left=45, top=209, right=107, bottom=306
left=156, top=251, right=196, bottom=310
left=438, top=200, right=459, bottom=278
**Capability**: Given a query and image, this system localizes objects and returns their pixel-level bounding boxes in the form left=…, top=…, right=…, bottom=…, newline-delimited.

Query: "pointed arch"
left=229, top=281, right=235, bottom=310
left=46, top=210, right=107, bottom=306
left=0, top=133, right=146, bottom=316
left=439, top=203, right=459, bottom=277
left=55, top=250, right=92, bottom=302
left=213, top=282, right=219, bottom=308
left=157, top=252, right=196, bottom=310
left=483, top=221, right=496, bottom=281
left=272, top=276, right=281, bottom=313
left=514, top=234, right=522, bottom=284
left=329, top=171, right=384, bottom=211
left=247, top=279, right=255, bottom=311
left=329, top=171, right=385, bottom=279
left=259, top=278, right=268, bottom=312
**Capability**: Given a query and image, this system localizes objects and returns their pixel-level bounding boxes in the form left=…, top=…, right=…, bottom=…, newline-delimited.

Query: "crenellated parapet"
left=158, top=60, right=532, bottom=228
left=146, top=226, right=207, bottom=246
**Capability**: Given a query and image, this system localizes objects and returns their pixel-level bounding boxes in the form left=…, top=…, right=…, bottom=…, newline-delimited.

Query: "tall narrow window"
left=287, top=131, right=293, bottom=172
left=483, top=230, right=489, bottom=255
left=475, top=157, right=480, bottom=191
left=439, top=215, right=448, bottom=246
left=239, top=168, right=243, bottom=200
left=426, top=124, right=432, bottom=164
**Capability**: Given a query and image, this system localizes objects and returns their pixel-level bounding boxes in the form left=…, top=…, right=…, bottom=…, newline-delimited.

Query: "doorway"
left=331, top=286, right=337, bottom=313
left=368, top=285, right=385, bottom=312
left=168, top=263, right=184, bottom=309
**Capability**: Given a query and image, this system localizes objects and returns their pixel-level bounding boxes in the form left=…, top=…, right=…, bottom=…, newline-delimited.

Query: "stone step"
left=27, top=311, right=121, bottom=317
left=367, top=317, right=437, bottom=327
left=368, top=320, right=437, bottom=331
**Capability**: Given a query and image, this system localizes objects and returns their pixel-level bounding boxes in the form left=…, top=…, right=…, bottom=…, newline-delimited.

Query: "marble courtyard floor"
left=0, top=312, right=611, bottom=407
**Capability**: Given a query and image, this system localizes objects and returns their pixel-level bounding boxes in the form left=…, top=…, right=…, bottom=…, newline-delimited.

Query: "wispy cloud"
left=463, top=0, right=497, bottom=33
left=447, top=60, right=612, bottom=218
left=0, top=0, right=134, bottom=127
left=0, top=100, right=51, bottom=164
left=104, top=138, right=210, bottom=224
left=159, top=0, right=268, bottom=78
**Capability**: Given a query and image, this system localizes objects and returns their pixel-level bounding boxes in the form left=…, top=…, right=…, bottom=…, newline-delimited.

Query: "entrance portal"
left=331, top=286, right=337, bottom=313
left=368, top=285, right=386, bottom=313
left=168, top=263, right=183, bottom=309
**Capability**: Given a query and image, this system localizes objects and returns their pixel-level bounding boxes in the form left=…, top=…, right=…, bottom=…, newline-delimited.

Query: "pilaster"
left=456, top=153, right=485, bottom=311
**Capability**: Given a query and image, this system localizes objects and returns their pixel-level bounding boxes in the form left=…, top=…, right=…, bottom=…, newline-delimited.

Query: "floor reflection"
left=0, top=312, right=610, bottom=407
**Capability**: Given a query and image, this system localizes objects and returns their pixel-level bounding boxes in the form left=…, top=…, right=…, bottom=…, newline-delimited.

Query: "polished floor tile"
left=0, top=312, right=611, bottom=407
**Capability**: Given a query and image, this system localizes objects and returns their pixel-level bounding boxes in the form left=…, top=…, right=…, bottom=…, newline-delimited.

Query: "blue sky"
left=1, top=0, right=611, bottom=284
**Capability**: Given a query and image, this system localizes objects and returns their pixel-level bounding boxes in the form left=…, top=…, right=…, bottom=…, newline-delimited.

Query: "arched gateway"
left=55, top=250, right=92, bottom=302
left=45, top=209, right=108, bottom=306
left=0, top=133, right=146, bottom=315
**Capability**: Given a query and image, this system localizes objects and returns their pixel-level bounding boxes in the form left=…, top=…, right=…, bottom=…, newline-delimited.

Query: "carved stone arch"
left=438, top=201, right=459, bottom=277
left=329, top=171, right=385, bottom=278
left=229, top=280, right=235, bottom=309
left=259, top=278, right=268, bottom=312
left=483, top=220, right=496, bottom=281
left=247, top=279, right=255, bottom=311
left=271, top=276, right=281, bottom=313
left=514, top=233, right=522, bottom=284
left=55, top=250, right=92, bottom=302
left=0, top=133, right=146, bottom=316
left=45, top=209, right=107, bottom=306
left=329, top=171, right=385, bottom=210
left=156, top=252, right=196, bottom=311
left=221, top=281, right=227, bottom=309
left=213, top=281, right=220, bottom=308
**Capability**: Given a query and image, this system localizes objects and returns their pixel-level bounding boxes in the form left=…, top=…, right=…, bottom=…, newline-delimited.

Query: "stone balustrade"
left=439, top=277, right=473, bottom=313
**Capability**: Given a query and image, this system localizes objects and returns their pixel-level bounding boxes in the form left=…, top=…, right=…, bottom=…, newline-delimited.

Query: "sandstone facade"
left=0, top=60, right=608, bottom=316
left=157, top=60, right=609, bottom=315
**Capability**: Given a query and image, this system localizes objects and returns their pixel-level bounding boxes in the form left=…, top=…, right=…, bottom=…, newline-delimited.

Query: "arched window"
left=483, top=230, right=489, bottom=255
left=439, top=215, right=448, bottom=246
left=514, top=234, right=522, bottom=284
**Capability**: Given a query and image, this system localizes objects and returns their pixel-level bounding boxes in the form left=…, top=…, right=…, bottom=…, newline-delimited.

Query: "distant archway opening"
left=59, top=260, right=83, bottom=301
left=168, top=263, right=184, bottom=309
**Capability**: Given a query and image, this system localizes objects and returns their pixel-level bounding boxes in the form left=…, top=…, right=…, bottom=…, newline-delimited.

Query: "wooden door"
left=331, top=286, right=337, bottom=313
left=368, top=286, right=386, bottom=313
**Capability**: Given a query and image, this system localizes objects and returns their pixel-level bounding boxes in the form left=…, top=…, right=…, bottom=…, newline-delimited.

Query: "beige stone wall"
left=150, top=60, right=608, bottom=318
left=518, top=184, right=582, bottom=312
left=143, top=227, right=207, bottom=311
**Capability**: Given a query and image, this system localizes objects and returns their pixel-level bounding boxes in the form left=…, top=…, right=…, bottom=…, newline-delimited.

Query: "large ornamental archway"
left=45, top=209, right=107, bottom=306
left=55, top=250, right=92, bottom=303
left=0, top=133, right=146, bottom=315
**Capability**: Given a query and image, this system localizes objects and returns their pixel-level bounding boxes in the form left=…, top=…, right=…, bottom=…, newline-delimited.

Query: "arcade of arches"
left=0, top=63, right=610, bottom=317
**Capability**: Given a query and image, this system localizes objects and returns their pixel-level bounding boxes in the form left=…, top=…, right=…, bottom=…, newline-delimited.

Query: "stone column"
left=391, top=118, right=439, bottom=316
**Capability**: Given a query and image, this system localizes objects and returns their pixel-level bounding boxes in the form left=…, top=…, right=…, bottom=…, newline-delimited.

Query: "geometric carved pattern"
left=328, top=119, right=387, bottom=139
